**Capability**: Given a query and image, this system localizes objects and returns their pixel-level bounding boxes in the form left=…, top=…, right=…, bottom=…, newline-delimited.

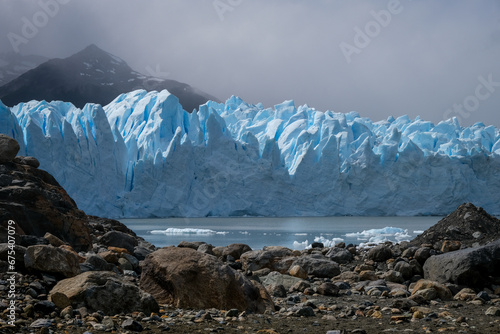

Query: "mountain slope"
left=0, top=44, right=218, bottom=112
left=0, top=52, right=48, bottom=86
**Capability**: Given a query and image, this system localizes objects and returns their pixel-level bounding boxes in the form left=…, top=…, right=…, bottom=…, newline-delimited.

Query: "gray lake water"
left=121, top=216, right=441, bottom=250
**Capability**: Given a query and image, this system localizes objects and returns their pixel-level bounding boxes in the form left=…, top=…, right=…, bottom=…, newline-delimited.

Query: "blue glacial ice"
left=1, top=89, right=500, bottom=218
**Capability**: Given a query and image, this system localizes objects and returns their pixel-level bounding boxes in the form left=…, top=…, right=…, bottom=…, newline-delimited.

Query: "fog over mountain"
left=0, top=45, right=218, bottom=112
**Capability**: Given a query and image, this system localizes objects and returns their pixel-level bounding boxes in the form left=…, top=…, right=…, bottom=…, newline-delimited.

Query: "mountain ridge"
left=0, top=44, right=218, bottom=112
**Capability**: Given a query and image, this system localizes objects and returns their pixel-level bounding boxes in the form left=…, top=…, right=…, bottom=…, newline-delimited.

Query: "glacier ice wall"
left=1, top=90, right=499, bottom=218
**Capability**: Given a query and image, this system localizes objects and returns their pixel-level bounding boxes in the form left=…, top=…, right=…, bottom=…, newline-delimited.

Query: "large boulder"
left=140, top=247, right=274, bottom=313
left=24, top=245, right=81, bottom=277
left=411, top=203, right=500, bottom=249
left=0, top=160, right=92, bottom=251
left=49, top=271, right=158, bottom=315
left=0, top=134, right=20, bottom=163
left=423, top=239, right=500, bottom=287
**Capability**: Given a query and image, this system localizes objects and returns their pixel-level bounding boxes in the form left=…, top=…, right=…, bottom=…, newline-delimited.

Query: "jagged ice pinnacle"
left=1, top=89, right=499, bottom=218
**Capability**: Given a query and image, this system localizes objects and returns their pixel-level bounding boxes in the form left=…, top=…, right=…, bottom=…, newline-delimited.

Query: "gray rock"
left=121, top=318, right=143, bottom=331
left=401, top=246, right=419, bottom=258
left=414, top=247, right=435, bottom=265
left=366, top=245, right=392, bottom=262
left=261, top=271, right=304, bottom=291
left=477, top=291, right=491, bottom=301
left=268, top=284, right=287, bottom=297
left=394, top=260, right=413, bottom=280
left=0, top=243, right=26, bottom=270
left=381, top=269, right=404, bottom=283
left=0, top=174, right=12, bottom=186
left=0, top=134, right=20, bottom=163
left=290, top=305, right=315, bottom=317
left=30, top=318, right=54, bottom=328
left=121, top=252, right=139, bottom=269
left=325, top=247, right=353, bottom=264
left=423, top=239, right=500, bottom=287
left=24, top=245, right=81, bottom=277
left=240, top=246, right=293, bottom=272
left=221, top=243, right=252, bottom=260
left=102, top=316, right=116, bottom=330
left=13, top=156, right=40, bottom=168
left=134, top=246, right=153, bottom=261
left=84, top=255, right=120, bottom=273
left=20, top=235, right=49, bottom=247
left=486, top=307, right=500, bottom=316
left=291, top=254, right=340, bottom=278
left=99, top=231, right=138, bottom=253
left=49, top=271, right=158, bottom=315
left=34, top=300, right=56, bottom=314
left=118, top=257, right=133, bottom=271
left=197, top=243, right=214, bottom=255
left=178, top=241, right=205, bottom=250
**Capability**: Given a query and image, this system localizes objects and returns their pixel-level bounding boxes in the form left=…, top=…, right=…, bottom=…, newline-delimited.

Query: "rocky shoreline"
left=2, top=134, right=500, bottom=334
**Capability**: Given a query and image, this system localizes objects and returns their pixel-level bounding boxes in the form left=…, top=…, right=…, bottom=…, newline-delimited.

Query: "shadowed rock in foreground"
left=0, top=135, right=91, bottom=251
left=140, top=246, right=275, bottom=313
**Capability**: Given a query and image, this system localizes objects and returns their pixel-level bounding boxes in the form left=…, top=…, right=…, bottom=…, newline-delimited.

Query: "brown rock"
left=288, top=265, right=308, bottom=279
left=413, top=310, right=425, bottom=319
left=140, top=247, right=274, bottom=313
left=24, top=245, right=81, bottom=277
left=59, top=245, right=86, bottom=263
left=411, top=279, right=452, bottom=301
left=107, top=246, right=129, bottom=254
left=98, top=251, right=119, bottom=264
left=44, top=232, right=66, bottom=247
left=317, top=282, right=339, bottom=296
left=0, top=134, right=20, bottom=163
left=441, top=240, right=461, bottom=253
left=359, top=270, right=378, bottom=281
left=454, top=288, right=476, bottom=301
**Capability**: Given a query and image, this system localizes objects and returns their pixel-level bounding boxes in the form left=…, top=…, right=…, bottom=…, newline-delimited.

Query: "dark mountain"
left=0, top=52, right=48, bottom=86
left=0, top=44, right=218, bottom=111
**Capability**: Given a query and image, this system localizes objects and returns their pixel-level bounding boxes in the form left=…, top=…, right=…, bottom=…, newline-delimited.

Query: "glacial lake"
left=121, top=216, right=441, bottom=250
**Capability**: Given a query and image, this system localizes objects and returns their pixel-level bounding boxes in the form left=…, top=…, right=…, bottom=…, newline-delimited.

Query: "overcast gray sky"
left=1, top=0, right=500, bottom=127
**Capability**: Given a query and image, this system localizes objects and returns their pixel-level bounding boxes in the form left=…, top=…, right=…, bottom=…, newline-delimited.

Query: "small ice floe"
left=150, top=228, right=229, bottom=235
left=293, top=236, right=345, bottom=250
left=346, top=226, right=411, bottom=248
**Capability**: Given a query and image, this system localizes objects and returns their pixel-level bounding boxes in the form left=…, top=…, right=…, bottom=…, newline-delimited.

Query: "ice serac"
left=1, top=90, right=500, bottom=218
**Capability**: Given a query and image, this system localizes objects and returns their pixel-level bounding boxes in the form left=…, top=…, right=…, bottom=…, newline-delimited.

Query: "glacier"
left=1, top=89, right=500, bottom=218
